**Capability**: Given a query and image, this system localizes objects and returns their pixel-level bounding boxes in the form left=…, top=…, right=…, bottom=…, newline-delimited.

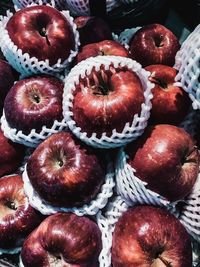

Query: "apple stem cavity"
left=149, top=75, right=168, bottom=89
left=158, top=255, right=172, bottom=267
left=5, top=199, right=17, bottom=211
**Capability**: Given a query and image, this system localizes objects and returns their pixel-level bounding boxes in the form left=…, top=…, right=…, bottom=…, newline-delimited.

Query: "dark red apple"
left=145, top=64, right=191, bottom=125
left=6, top=5, right=75, bottom=65
left=0, top=128, right=25, bottom=177
left=74, top=16, right=112, bottom=47
left=26, top=131, right=105, bottom=207
left=112, top=205, right=192, bottom=267
left=130, top=24, right=180, bottom=67
left=21, top=212, right=102, bottom=267
left=126, top=124, right=199, bottom=202
left=72, top=66, right=145, bottom=137
left=0, top=174, right=42, bottom=250
left=76, top=40, right=130, bottom=63
left=4, top=75, right=64, bottom=134
left=0, top=59, right=15, bottom=114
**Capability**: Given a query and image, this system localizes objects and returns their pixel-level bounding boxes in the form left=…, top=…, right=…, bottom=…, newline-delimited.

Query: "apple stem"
left=187, top=146, right=198, bottom=157
left=158, top=256, right=172, bottom=267
left=40, top=28, right=50, bottom=46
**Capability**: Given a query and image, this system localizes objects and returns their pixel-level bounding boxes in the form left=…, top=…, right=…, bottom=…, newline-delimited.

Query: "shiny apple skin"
left=0, top=174, right=42, bottom=249
left=0, top=60, right=15, bottom=114
left=21, top=212, right=102, bottom=267
left=76, top=40, right=130, bottom=63
left=0, top=129, right=25, bottom=177
left=72, top=69, right=145, bottom=137
left=112, top=206, right=192, bottom=267
left=74, top=16, right=112, bottom=47
left=6, top=5, right=75, bottom=65
left=126, top=124, right=199, bottom=202
left=26, top=132, right=105, bottom=207
left=4, top=75, right=64, bottom=134
left=130, top=24, right=180, bottom=67
left=145, top=64, right=191, bottom=125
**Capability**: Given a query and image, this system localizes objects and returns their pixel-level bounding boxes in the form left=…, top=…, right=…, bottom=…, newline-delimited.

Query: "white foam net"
left=12, top=0, right=67, bottom=9
left=1, top=112, right=68, bottom=148
left=175, top=24, right=200, bottom=110
left=22, top=158, right=115, bottom=216
left=0, top=6, right=80, bottom=76
left=63, top=55, right=153, bottom=149
left=65, top=0, right=120, bottom=16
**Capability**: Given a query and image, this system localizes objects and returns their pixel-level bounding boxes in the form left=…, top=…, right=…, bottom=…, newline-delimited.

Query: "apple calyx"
left=154, top=35, right=164, bottom=48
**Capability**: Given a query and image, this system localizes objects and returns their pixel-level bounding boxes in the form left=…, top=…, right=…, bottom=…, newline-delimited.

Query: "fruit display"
left=0, top=1, right=200, bottom=267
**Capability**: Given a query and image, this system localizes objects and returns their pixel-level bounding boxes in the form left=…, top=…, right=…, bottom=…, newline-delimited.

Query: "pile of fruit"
left=0, top=0, right=200, bottom=266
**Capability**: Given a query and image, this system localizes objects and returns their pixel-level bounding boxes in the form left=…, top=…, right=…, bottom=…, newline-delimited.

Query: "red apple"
left=130, top=24, right=180, bottom=67
left=21, top=212, right=102, bottom=267
left=112, top=205, right=192, bottom=267
left=126, top=124, right=199, bottom=202
left=6, top=5, right=75, bottom=65
left=4, top=75, right=64, bottom=134
left=72, top=66, right=145, bottom=137
left=26, top=131, right=105, bottom=207
left=74, top=16, right=113, bottom=47
left=0, top=174, right=42, bottom=250
left=0, top=128, right=25, bottom=177
left=145, top=64, right=191, bottom=125
left=76, top=40, right=130, bottom=63
left=0, top=59, right=15, bottom=114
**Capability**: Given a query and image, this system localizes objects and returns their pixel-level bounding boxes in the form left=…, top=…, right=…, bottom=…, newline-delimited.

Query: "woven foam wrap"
left=175, top=24, right=200, bottom=110
left=98, top=196, right=129, bottom=267
left=118, top=27, right=141, bottom=50
left=179, top=172, right=200, bottom=243
left=63, top=55, right=153, bottom=149
left=22, top=159, right=115, bottom=216
left=96, top=212, right=113, bottom=267
left=120, top=0, right=142, bottom=4
left=65, top=0, right=120, bottom=16
left=0, top=8, right=80, bottom=76
left=12, top=0, right=67, bottom=9
left=115, top=147, right=173, bottom=207
left=1, top=112, right=68, bottom=148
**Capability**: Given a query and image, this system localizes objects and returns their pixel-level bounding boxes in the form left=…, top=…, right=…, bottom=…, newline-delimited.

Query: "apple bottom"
left=115, top=148, right=170, bottom=206
left=22, top=162, right=115, bottom=216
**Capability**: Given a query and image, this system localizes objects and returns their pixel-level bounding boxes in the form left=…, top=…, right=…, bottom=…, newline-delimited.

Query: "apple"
left=26, top=131, right=105, bottom=207
left=0, top=128, right=25, bottom=177
left=76, top=40, right=130, bottom=63
left=112, top=205, right=192, bottom=267
left=74, top=16, right=113, bottom=47
left=145, top=64, right=191, bottom=125
left=129, top=24, right=180, bottom=67
left=0, top=59, right=15, bottom=115
left=125, top=124, right=199, bottom=202
left=71, top=66, right=145, bottom=137
left=0, top=174, right=43, bottom=250
left=21, top=212, right=102, bottom=267
left=4, top=75, right=64, bottom=134
left=6, top=5, right=75, bottom=65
